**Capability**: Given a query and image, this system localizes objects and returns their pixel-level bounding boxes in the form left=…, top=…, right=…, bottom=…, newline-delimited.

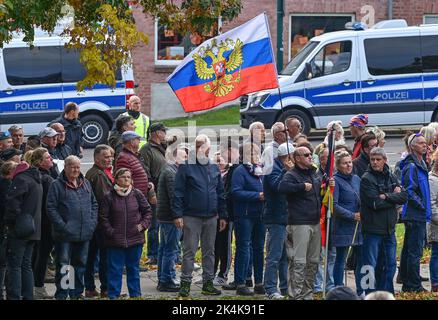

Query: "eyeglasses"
left=300, top=153, right=312, bottom=157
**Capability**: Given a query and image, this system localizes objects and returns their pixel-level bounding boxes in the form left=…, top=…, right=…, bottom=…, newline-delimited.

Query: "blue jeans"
left=6, top=238, right=35, bottom=300
left=314, top=246, right=336, bottom=293
left=362, top=233, right=397, bottom=294
left=157, top=223, right=182, bottom=284
left=147, top=206, right=159, bottom=260
left=430, top=243, right=438, bottom=286
left=400, top=221, right=426, bottom=291
left=54, top=241, right=89, bottom=300
left=234, top=216, right=266, bottom=285
left=334, top=245, right=363, bottom=295
left=264, top=224, right=287, bottom=295
left=107, top=244, right=143, bottom=299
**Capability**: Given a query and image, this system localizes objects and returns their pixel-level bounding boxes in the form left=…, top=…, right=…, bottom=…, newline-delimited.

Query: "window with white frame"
left=424, top=15, right=438, bottom=24
left=155, top=20, right=215, bottom=66
left=288, top=14, right=354, bottom=62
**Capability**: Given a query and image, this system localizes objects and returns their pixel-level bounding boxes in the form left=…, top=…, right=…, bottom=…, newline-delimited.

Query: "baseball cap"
left=0, top=131, right=11, bottom=141
left=149, top=123, right=167, bottom=133
left=277, top=143, right=295, bottom=157
left=0, top=148, right=22, bottom=161
left=121, top=131, right=141, bottom=142
left=39, top=127, right=59, bottom=138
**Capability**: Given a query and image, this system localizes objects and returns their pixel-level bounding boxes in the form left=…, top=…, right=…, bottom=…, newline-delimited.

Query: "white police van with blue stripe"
left=241, top=19, right=438, bottom=133
left=0, top=28, right=135, bottom=148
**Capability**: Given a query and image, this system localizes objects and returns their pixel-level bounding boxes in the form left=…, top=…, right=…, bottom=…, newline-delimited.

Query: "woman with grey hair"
left=332, top=150, right=363, bottom=296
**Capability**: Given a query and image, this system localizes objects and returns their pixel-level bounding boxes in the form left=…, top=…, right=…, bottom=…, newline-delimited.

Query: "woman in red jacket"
left=99, top=168, right=152, bottom=299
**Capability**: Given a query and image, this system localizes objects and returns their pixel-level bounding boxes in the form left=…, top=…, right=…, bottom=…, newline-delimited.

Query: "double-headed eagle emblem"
left=193, top=38, right=243, bottom=97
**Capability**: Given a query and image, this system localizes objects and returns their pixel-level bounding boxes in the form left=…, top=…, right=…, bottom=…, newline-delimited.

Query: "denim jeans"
left=157, top=223, right=182, bottom=284
left=107, top=244, right=143, bottom=299
left=264, top=224, right=287, bottom=295
left=54, top=241, right=89, bottom=300
left=314, top=246, right=336, bottom=293
left=400, top=221, right=426, bottom=291
left=6, top=238, right=35, bottom=300
left=147, top=206, right=159, bottom=260
left=234, top=216, right=266, bottom=285
left=362, top=233, right=397, bottom=294
left=430, top=243, right=438, bottom=286
left=334, top=245, right=363, bottom=295
left=84, top=232, right=107, bottom=292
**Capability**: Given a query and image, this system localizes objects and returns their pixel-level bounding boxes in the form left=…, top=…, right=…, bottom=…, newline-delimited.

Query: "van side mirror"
left=305, top=62, right=313, bottom=80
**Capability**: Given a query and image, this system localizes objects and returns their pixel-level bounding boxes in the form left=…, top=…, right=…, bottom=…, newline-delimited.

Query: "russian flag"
left=167, top=13, right=279, bottom=113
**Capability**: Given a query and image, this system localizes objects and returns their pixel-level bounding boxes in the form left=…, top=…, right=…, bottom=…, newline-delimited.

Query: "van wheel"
left=278, top=109, right=311, bottom=135
left=81, top=114, right=109, bottom=149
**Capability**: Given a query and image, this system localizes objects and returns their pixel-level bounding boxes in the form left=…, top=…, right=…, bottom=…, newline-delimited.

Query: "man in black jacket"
left=279, top=146, right=322, bottom=300
left=360, top=147, right=408, bottom=295
left=353, top=133, right=377, bottom=178
left=51, top=102, right=83, bottom=158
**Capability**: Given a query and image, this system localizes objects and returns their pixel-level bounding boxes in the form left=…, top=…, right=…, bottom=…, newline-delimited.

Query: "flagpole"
left=263, top=11, right=290, bottom=157
left=322, top=127, right=335, bottom=299
left=344, top=220, right=360, bottom=287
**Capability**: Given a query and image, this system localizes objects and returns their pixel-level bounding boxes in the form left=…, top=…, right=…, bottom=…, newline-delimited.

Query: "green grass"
left=160, top=105, right=240, bottom=127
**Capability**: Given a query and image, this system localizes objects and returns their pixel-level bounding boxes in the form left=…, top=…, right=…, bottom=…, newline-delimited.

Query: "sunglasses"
left=300, top=153, right=312, bottom=157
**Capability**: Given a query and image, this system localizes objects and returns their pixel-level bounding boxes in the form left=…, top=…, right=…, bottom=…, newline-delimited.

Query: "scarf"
left=114, top=184, right=132, bottom=197
left=104, top=167, right=115, bottom=184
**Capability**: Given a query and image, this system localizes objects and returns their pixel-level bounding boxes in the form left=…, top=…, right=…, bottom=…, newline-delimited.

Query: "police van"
left=240, top=19, right=438, bottom=134
left=0, top=28, right=135, bottom=148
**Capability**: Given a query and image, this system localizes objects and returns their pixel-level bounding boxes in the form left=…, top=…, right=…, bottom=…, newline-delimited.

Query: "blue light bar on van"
left=345, top=21, right=368, bottom=31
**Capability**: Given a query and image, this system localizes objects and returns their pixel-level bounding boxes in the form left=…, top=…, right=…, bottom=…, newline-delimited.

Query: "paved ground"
left=42, top=261, right=432, bottom=300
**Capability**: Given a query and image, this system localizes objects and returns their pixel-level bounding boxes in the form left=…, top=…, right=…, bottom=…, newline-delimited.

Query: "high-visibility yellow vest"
left=123, top=112, right=150, bottom=148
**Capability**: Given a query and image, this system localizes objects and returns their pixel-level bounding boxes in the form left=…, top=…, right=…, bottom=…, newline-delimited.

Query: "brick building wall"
left=130, top=0, right=438, bottom=116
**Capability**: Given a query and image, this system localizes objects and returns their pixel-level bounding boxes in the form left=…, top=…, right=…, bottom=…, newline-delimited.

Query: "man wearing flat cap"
left=39, top=128, right=60, bottom=178
left=139, top=123, right=168, bottom=265
left=115, top=131, right=155, bottom=203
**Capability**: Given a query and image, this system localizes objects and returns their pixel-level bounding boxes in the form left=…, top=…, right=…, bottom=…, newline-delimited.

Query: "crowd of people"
left=0, top=96, right=437, bottom=300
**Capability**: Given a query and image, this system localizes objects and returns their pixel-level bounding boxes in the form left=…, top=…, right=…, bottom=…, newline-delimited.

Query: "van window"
left=281, top=41, right=319, bottom=76
left=421, top=35, right=438, bottom=72
left=4, top=46, right=62, bottom=85
left=61, top=47, right=123, bottom=82
left=310, top=41, right=352, bottom=78
left=364, top=37, right=422, bottom=76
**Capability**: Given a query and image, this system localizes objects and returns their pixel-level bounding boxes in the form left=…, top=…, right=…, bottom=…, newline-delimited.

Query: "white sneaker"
left=34, top=286, right=51, bottom=299
left=194, top=263, right=201, bottom=271
left=172, top=278, right=180, bottom=286
left=267, top=292, right=285, bottom=300
left=213, top=277, right=227, bottom=286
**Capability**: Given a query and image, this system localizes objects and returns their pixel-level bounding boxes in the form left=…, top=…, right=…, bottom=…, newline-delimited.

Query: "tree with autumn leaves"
left=0, top=0, right=242, bottom=91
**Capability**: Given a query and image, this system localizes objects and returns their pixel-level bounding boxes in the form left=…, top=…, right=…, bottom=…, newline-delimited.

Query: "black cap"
left=150, top=123, right=167, bottom=133
left=0, top=148, right=22, bottom=161
left=325, top=286, right=360, bottom=300
left=0, top=131, right=11, bottom=141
